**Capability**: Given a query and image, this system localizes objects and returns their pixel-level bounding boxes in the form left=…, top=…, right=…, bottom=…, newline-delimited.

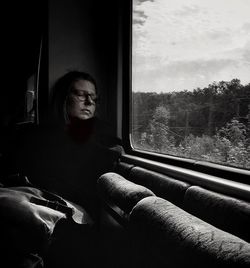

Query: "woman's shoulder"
left=93, top=118, right=121, bottom=147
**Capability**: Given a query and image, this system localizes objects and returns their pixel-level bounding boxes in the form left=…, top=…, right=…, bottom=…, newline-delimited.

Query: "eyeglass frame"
left=69, top=89, right=98, bottom=104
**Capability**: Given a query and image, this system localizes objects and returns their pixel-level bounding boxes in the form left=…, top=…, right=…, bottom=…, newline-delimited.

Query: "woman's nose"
left=84, top=95, right=94, bottom=105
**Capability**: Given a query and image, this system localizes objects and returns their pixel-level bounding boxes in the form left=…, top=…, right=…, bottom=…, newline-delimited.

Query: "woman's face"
left=66, top=79, right=97, bottom=121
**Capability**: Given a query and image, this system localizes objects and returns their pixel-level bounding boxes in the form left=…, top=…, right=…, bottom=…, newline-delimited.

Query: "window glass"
left=25, top=74, right=37, bottom=123
left=132, top=0, right=250, bottom=169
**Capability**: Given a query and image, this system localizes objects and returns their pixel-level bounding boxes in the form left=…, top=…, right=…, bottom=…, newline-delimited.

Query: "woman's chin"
left=77, top=114, right=94, bottom=121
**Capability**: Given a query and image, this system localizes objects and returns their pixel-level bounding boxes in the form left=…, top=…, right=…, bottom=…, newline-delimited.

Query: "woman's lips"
left=81, top=109, right=91, bottom=114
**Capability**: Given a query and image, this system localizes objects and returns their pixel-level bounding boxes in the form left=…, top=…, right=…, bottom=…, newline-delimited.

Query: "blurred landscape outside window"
left=132, top=0, right=250, bottom=169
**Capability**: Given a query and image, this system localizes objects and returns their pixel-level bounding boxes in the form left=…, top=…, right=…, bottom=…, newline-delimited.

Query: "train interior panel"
left=0, top=0, right=250, bottom=267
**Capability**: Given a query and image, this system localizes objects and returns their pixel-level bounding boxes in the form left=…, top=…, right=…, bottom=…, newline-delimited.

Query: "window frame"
left=121, top=0, right=250, bottom=185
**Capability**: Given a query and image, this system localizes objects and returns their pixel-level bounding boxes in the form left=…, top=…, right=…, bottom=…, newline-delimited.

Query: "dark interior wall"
left=48, top=0, right=119, bottom=125
left=0, top=0, right=120, bottom=132
left=0, top=0, right=45, bottom=127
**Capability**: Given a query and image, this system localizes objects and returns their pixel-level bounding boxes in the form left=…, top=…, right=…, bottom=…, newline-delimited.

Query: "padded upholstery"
left=184, top=186, right=250, bottom=243
left=129, top=196, right=250, bottom=268
left=129, top=167, right=190, bottom=207
left=114, top=161, right=134, bottom=178
left=97, top=172, right=155, bottom=213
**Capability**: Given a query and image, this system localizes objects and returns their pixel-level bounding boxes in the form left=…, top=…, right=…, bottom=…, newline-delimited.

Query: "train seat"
left=184, top=185, right=250, bottom=243
left=97, top=164, right=250, bottom=268
left=129, top=166, right=190, bottom=208
left=129, top=196, right=250, bottom=268
left=114, top=161, right=134, bottom=178
left=97, top=172, right=155, bottom=216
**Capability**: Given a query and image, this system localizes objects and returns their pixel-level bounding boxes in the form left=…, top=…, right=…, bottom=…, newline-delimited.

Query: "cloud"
left=134, top=0, right=154, bottom=5
left=135, top=58, right=236, bottom=79
left=132, top=0, right=250, bottom=92
left=173, top=5, right=200, bottom=17
left=133, top=9, right=147, bottom=25
left=242, top=22, right=250, bottom=34
left=166, top=59, right=238, bottom=77
left=242, top=48, right=250, bottom=64
left=133, top=57, right=249, bottom=92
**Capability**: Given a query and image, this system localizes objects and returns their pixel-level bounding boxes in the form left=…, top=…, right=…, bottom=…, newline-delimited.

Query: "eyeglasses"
left=70, top=89, right=98, bottom=103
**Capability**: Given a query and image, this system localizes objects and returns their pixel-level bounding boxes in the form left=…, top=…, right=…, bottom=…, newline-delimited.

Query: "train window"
left=15, top=36, right=43, bottom=126
left=131, top=0, right=250, bottom=170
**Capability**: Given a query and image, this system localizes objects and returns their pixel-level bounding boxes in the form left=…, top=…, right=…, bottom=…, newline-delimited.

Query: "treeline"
left=132, top=79, right=250, bottom=169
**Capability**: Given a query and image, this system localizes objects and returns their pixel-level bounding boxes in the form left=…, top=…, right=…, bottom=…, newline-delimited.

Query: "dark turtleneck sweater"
left=5, top=117, right=121, bottom=220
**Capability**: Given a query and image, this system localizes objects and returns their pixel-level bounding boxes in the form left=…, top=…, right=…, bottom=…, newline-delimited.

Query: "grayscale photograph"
left=0, top=0, right=249, bottom=267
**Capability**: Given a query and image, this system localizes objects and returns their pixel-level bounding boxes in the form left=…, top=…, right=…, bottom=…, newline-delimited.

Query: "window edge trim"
left=121, top=153, right=250, bottom=202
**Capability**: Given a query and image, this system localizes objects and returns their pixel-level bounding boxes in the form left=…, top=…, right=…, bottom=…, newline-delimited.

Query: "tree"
left=148, top=106, right=175, bottom=152
left=217, top=119, right=247, bottom=146
left=214, top=119, right=249, bottom=167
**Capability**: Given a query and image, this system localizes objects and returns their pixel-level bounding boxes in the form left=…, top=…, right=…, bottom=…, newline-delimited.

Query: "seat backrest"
left=129, top=196, right=250, bottom=268
left=129, top=166, right=190, bottom=208
left=97, top=172, right=155, bottom=214
left=114, top=161, right=134, bottom=178
left=184, top=185, right=250, bottom=242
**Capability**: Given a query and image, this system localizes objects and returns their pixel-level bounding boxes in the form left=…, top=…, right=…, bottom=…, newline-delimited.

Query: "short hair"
left=50, top=70, right=98, bottom=124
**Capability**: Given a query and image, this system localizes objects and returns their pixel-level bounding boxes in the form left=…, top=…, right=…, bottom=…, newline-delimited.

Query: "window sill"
left=121, top=153, right=250, bottom=202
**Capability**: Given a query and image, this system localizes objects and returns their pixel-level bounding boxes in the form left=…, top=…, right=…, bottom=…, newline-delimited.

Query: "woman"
left=3, top=71, right=121, bottom=267
left=9, top=71, right=121, bottom=221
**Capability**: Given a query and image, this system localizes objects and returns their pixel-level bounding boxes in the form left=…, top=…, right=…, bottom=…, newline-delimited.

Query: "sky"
left=132, top=0, right=250, bottom=93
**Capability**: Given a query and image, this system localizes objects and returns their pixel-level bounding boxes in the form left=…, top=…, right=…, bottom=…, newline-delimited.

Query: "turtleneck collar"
left=66, top=117, right=96, bottom=143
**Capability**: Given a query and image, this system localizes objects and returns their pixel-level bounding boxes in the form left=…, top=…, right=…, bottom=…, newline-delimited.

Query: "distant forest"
left=132, top=79, right=250, bottom=169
